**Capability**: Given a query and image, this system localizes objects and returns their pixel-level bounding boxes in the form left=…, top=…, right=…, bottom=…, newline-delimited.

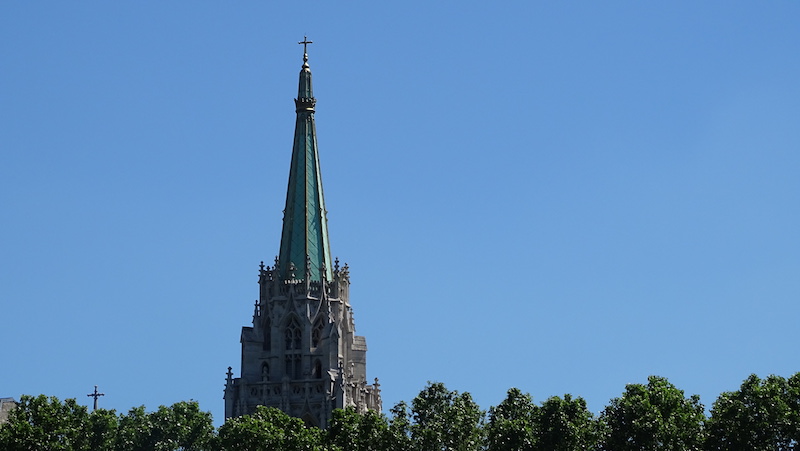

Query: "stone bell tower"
left=224, top=40, right=381, bottom=427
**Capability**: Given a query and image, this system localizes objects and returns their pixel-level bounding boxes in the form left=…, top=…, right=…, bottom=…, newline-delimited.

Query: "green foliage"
left=216, top=405, right=325, bottom=451
left=116, top=401, right=214, bottom=451
left=788, top=372, right=800, bottom=446
left=536, top=394, right=598, bottom=451
left=85, top=408, right=119, bottom=450
left=409, top=382, right=484, bottom=451
left=5, top=372, right=800, bottom=451
left=486, top=389, right=599, bottom=451
left=705, top=373, right=799, bottom=450
left=0, top=394, right=91, bottom=451
left=486, top=388, right=536, bottom=451
left=600, top=375, right=705, bottom=451
left=326, top=407, right=391, bottom=451
left=152, top=401, right=215, bottom=451
left=0, top=396, right=214, bottom=451
left=386, top=401, right=413, bottom=451
left=115, top=406, right=155, bottom=451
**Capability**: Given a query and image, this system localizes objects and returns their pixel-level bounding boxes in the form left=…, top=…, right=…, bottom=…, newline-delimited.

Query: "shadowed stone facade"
left=0, top=398, right=17, bottom=424
left=224, top=42, right=381, bottom=427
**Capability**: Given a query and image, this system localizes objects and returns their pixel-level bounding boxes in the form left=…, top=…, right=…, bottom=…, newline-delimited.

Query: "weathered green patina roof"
left=277, top=46, right=333, bottom=282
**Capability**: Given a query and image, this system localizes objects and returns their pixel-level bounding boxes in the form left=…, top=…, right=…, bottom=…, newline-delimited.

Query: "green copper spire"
left=277, top=39, right=333, bottom=282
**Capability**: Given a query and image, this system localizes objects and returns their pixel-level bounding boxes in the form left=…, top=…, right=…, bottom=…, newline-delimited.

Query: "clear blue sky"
left=2, top=2, right=799, bottom=426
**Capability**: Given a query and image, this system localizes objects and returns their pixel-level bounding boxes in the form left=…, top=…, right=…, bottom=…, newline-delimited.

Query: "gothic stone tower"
left=224, top=42, right=381, bottom=427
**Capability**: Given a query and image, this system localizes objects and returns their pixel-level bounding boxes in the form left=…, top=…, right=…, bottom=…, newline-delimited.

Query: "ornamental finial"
left=298, top=36, right=313, bottom=66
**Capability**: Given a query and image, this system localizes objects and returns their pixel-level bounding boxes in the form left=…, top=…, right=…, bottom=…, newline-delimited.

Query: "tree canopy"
left=706, top=373, right=800, bottom=451
left=2, top=373, right=800, bottom=450
left=599, top=375, right=706, bottom=450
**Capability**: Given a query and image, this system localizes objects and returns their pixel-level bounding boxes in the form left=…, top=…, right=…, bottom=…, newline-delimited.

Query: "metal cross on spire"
left=298, top=36, right=313, bottom=62
left=87, top=385, right=105, bottom=411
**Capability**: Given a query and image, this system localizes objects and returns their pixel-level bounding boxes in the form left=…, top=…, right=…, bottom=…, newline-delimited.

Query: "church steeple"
left=278, top=38, right=333, bottom=282
left=225, top=40, right=381, bottom=425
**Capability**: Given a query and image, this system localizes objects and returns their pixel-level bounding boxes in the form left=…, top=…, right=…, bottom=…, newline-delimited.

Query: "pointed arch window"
left=285, top=354, right=302, bottom=379
left=263, top=318, right=272, bottom=351
left=285, top=318, right=302, bottom=350
left=312, top=318, right=324, bottom=348
left=313, top=359, right=322, bottom=379
left=283, top=317, right=302, bottom=379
